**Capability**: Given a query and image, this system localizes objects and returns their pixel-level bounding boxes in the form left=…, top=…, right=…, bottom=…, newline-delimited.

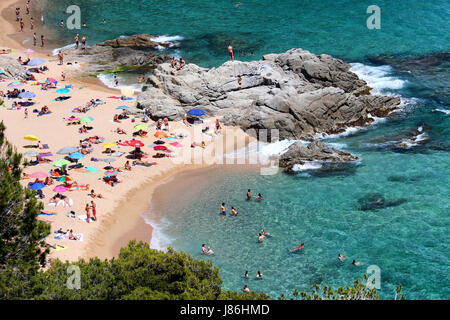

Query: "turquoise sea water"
left=41, top=0, right=450, bottom=299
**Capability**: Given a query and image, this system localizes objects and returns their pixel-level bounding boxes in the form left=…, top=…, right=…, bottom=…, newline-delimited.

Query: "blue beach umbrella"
left=116, top=105, right=130, bottom=110
left=69, top=152, right=85, bottom=160
left=27, top=58, right=46, bottom=66
left=29, top=183, right=45, bottom=190
left=187, top=108, right=205, bottom=117
left=18, top=91, right=36, bottom=99
left=56, top=88, right=70, bottom=94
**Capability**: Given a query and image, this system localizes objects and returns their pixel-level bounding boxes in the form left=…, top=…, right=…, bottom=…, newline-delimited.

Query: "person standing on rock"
left=81, top=36, right=86, bottom=50
left=228, top=44, right=234, bottom=61
left=75, top=34, right=79, bottom=49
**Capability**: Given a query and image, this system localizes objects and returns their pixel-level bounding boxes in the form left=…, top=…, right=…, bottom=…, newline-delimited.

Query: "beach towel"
left=66, top=212, right=75, bottom=218
left=74, top=168, right=89, bottom=173
left=39, top=211, right=57, bottom=216
left=42, top=144, right=49, bottom=149
left=55, top=245, right=68, bottom=251
left=77, top=215, right=95, bottom=223
left=54, top=233, right=83, bottom=241
left=84, top=166, right=99, bottom=172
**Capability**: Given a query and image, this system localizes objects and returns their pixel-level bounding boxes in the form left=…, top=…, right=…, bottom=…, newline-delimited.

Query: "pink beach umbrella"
left=30, top=172, right=49, bottom=179
left=53, top=186, right=68, bottom=193
left=169, top=142, right=183, bottom=148
left=47, top=78, right=57, bottom=83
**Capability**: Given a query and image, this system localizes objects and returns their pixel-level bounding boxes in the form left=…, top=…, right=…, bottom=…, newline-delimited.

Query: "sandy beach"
left=0, top=0, right=254, bottom=263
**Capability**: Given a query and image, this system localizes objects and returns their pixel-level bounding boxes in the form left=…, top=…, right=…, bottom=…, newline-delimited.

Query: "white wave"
left=292, top=161, right=323, bottom=171
left=97, top=74, right=144, bottom=92
left=52, top=43, right=76, bottom=56
left=350, top=63, right=406, bottom=94
left=143, top=216, right=174, bottom=251
left=434, top=108, right=450, bottom=115
left=325, top=142, right=348, bottom=150
left=151, top=35, right=184, bottom=43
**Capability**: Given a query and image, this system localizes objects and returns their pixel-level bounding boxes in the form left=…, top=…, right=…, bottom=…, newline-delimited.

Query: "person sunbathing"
left=44, top=176, right=53, bottom=185
left=124, top=161, right=132, bottom=171
left=68, top=229, right=79, bottom=240
left=183, top=116, right=192, bottom=127
left=116, top=127, right=126, bottom=135
left=21, top=172, right=31, bottom=179
left=89, top=189, right=103, bottom=199
left=137, top=130, right=147, bottom=137
left=133, top=159, right=157, bottom=167
left=38, top=157, right=51, bottom=163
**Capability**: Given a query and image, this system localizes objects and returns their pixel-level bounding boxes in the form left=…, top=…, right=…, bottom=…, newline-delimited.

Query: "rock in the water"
left=358, top=193, right=407, bottom=211
left=97, top=34, right=177, bottom=49
left=137, top=48, right=401, bottom=139
left=0, top=56, right=26, bottom=80
left=278, top=140, right=359, bottom=172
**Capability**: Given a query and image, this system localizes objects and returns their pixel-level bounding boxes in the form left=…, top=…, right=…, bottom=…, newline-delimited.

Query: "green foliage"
left=279, top=274, right=406, bottom=300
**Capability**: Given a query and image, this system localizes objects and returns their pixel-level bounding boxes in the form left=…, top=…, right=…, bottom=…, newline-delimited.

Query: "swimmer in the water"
left=261, top=229, right=271, bottom=237
left=220, top=202, right=227, bottom=215
left=258, top=233, right=265, bottom=242
left=256, top=271, right=263, bottom=279
left=290, top=242, right=304, bottom=252
left=247, top=189, right=251, bottom=200
left=231, top=207, right=238, bottom=216
left=352, top=259, right=362, bottom=266
left=242, top=285, right=250, bottom=292
left=201, top=243, right=207, bottom=255
left=244, top=270, right=249, bottom=278
left=236, top=2, right=242, bottom=7
left=255, top=193, right=262, bottom=199
left=338, top=253, right=346, bottom=262
left=206, top=247, right=214, bottom=255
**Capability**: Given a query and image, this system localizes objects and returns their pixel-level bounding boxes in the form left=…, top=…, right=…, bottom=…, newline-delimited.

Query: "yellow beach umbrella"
left=24, top=135, right=39, bottom=141
left=121, top=87, right=134, bottom=97
left=102, top=142, right=117, bottom=149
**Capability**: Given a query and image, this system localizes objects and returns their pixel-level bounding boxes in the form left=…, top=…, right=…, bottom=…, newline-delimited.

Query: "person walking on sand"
left=41, top=35, right=45, bottom=47
left=58, top=51, right=63, bottom=65
left=24, top=108, right=28, bottom=119
left=228, top=44, right=234, bottom=61
left=30, top=17, right=34, bottom=30
left=85, top=203, right=91, bottom=223
left=33, top=32, right=37, bottom=46
left=19, top=18, right=24, bottom=32
left=26, top=2, right=30, bottom=15
left=91, top=200, right=97, bottom=221
left=114, top=76, right=119, bottom=87
left=61, top=71, right=66, bottom=81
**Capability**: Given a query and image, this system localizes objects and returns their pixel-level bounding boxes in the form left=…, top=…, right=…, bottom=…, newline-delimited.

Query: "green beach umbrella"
left=52, top=159, right=71, bottom=167
left=80, top=116, right=94, bottom=123
left=134, top=124, right=148, bottom=131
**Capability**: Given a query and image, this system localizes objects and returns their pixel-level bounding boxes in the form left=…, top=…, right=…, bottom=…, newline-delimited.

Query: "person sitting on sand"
left=183, top=116, right=192, bottom=127
left=290, top=243, right=305, bottom=252
left=89, top=189, right=103, bottom=199
left=162, top=117, right=170, bottom=131
left=133, top=159, right=157, bottom=167
left=68, top=229, right=79, bottom=240
left=113, top=114, right=120, bottom=123
left=124, top=161, right=132, bottom=171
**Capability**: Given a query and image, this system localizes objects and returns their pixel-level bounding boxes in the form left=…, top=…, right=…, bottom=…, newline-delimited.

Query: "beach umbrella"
left=154, top=131, right=168, bottom=138
left=58, top=175, right=73, bottom=183
left=24, top=150, right=39, bottom=157
left=29, top=183, right=45, bottom=190
left=154, top=145, right=167, bottom=151
left=56, top=88, right=70, bottom=94
left=80, top=116, right=94, bottom=123
left=102, top=158, right=116, bottom=163
left=18, top=91, right=36, bottom=99
left=121, top=87, right=134, bottom=97
left=57, top=146, right=78, bottom=155
left=126, top=140, right=144, bottom=148
left=69, top=152, right=85, bottom=160
left=27, top=58, right=46, bottom=66
left=30, top=172, right=48, bottom=179
left=153, top=140, right=165, bottom=145
left=52, top=159, right=71, bottom=167
left=170, top=142, right=183, bottom=148
left=104, top=169, right=118, bottom=176
left=23, top=48, right=35, bottom=54
left=116, top=105, right=130, bottom=110
left=24, top=135, right=39, bottom=141
left=8, top=82, right=23, bottom=87
left=53, top=186, right=68, bottom=193
left=134, top=124, right=148, bottom=131
left=102, top=142, right=117, bottom=149
left=187, top=108, right=205, bottom=117
left=47, top=78, right=57, bottom=83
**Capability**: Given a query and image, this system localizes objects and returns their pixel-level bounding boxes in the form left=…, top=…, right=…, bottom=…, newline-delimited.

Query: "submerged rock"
left=278, top=141, right=359, bottom=173
left=137, top=48, right=401, bottom=140
left=358, top=193, right=407, bottom=211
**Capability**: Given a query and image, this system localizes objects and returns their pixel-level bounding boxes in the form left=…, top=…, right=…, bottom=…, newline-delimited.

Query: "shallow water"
left=40, top=0, right=450, bottom=299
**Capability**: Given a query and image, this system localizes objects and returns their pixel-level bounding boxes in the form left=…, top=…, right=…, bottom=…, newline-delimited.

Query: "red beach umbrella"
left=153, top=146, right=167, bottom=151
left=126, top=139, right=144, bottom=148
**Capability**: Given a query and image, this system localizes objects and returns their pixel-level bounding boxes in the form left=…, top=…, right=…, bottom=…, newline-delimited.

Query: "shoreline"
left=0, top=0, right=256, bottom=263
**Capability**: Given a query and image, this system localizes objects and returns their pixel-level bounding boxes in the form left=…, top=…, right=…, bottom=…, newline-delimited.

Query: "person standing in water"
left=114, top=76, right=119, bottom=87
left=81, top=36, right=86, bottom=50
left=74, top=34, right=79, bottom=49
left=231, top=207, right=238, bottom=216
left=41, top=35, right=45, bottom=47
left=247, top=189, right=251, bottom=200
left=256, top=271, right=263, bottom=279
left=220, top=203, right=227, bottom=215
left=228, top=44, right=234, bottom=61
left=244, top=271, right=249, bottom=278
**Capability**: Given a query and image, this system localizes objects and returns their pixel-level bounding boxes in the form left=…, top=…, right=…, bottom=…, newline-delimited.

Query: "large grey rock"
left=0, top=56, right=26, bottom=80
left=97, top=34, right=178, bottom=49
left=136, top=48, right=401, bottom=140
left=279, top=140, right=359, bottom=172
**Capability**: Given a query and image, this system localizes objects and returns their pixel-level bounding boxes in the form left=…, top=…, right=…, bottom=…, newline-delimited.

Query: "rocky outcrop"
left=137, top=48, right=401, bottom=140
left=278, top=141, right=359, bottom=172
left=97, top=34, right=178, bottom=49
left=63, top=45, right=171, bottom=75
left=0, top=56, right=26, bottom=80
